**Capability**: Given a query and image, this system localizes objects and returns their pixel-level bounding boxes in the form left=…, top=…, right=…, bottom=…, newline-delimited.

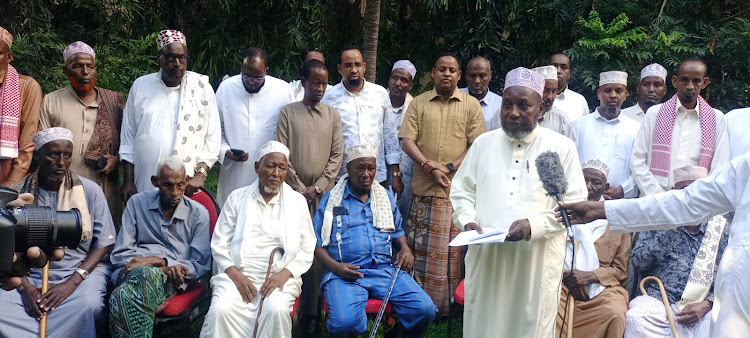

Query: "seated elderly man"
left=0, top=127, right=116, bottom=338
left=625, top=166, right=730, bottom=338
left=555, top=159, right=632, bottom=338
left=109, top=156, right=211, bottom=338
left=313, top=144, right=436, bottom=337
left=200, top=141, right=315, bottom=338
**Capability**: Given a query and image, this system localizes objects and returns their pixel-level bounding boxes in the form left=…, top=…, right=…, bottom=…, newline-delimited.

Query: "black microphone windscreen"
left=535, top=150, right=567, bottom=196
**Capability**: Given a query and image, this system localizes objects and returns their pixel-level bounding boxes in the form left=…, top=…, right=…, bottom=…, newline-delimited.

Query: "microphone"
left=535, top=151, right=574, bottom=240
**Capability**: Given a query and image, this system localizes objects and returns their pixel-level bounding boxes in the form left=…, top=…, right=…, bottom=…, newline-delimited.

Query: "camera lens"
left=13, top=206, right=82, bottom=251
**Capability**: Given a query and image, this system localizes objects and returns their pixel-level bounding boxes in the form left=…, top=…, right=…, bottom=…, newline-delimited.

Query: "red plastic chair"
left=154, top=188, right=220, bottom=331
left=454, top=279, right=465, bottom=305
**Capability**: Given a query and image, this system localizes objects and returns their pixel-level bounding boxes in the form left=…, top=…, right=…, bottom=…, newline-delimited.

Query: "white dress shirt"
left=725, top=107, right=750, bottom=159
left=620, top=103, right=646, bottom=124
left=459, top=88, right=503, bottom=131
left=215, top=75, right=293, bottom=205
left=553, top=86, right=590, bottom=121
left=574, top=108, right=640, bottom=198
left=322, top=81, right=400, bottom=182
left=630, top=100, right=729, bottom=195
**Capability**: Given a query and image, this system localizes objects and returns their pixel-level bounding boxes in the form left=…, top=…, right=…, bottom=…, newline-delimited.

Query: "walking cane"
left=253, top=247, right=285, bottom=338
left=565, top=240, right=578, bottom=338
left=369, top=266, right=400, bottom=338
left=39, top=262, right=50, bottom=338
left=640, top=276, right=680, bottom=338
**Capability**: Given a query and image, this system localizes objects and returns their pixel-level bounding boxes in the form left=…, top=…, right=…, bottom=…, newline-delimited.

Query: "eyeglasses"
left=160, top=53, right=188, bottom=63
left=242, top=74, right=266, bottom=82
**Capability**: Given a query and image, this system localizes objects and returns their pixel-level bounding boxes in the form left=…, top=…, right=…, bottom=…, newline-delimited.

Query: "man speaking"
left=450, top=67, right=587, bottom=337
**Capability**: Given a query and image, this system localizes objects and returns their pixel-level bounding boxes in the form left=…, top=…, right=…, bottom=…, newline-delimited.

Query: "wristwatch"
left=194, top=165, right=208, bottom=177
left=392, top=171, right=402, bottom=178
left=446, top=162, right=455, bottom=173
left=76, top=268, right=89, bottom=280
left=314, top=185, right=323, bottom=194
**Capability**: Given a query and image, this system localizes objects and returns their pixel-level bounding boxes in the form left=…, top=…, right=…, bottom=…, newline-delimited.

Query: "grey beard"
left=263, top=185, right=281, bottom=194
left=503, top=128, right=532, bottom=140
left=603, top=106, right=619, bottom=116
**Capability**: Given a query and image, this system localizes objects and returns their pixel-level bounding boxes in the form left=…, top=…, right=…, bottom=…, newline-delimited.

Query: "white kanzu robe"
left=604, top=154, right=750, bottom=338
left=215, top=75, right=293, bottom=205
left=451, top=126, right=587, bottom=338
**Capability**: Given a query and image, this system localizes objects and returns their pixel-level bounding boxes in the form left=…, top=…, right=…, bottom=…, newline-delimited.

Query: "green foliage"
left=4, top=0, right=750, bottom=111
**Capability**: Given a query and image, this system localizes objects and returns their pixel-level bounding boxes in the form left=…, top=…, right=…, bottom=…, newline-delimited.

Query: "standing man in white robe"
left=725, top=107, right=750, bottom=159
left=215, top=47, right=294, bottom=205
left=549, top=53, right=589, bottom=121
left=120, top=29, right=220, bottom=200
left=558, top=155, right=750, bottom=337
left=200, top=141, right=315, bottom=338
left=450, top=67, right=587, bottom=338
left=574, top=71, right=640, bottom=199
left=621, top=64, right=668, bottom=124
left=630, top=59, right=729, bottom=196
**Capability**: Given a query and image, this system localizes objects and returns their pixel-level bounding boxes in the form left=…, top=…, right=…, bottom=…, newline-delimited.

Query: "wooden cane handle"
left=640, top=276, right=680, bottom=338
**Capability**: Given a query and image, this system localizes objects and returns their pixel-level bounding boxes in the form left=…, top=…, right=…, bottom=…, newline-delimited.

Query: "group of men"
left=1, top=23, right=750, bottom=338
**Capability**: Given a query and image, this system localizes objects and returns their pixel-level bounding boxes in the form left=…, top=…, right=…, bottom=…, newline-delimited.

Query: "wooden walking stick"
left=253, top=247, right=285, bottom=338
left=39, top=262, right=50, bottom=338
left=640, top=276, right=680, bottom=338
left=566, top=240, right=578, bottom=338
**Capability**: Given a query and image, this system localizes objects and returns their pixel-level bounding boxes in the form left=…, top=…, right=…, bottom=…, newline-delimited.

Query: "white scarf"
left=676, top=214, right=727, bottom=311
left=228, top=180, right=303, bottom=273
left=169, top=71, right=213, bottom=175
left=564, top=197, right=609, bottom=298
left=320, top=174, right=394, bottom=246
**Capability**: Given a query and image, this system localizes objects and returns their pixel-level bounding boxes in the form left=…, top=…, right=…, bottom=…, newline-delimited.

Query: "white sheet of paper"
left=449, top=228, right=507, bottom=246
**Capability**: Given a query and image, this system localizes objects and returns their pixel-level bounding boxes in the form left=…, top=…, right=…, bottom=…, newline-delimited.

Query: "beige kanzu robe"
left=451, top=126, right=587, bottom=338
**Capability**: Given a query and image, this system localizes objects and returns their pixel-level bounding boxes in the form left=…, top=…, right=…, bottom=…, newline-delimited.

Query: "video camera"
left=0, top=186, right=82, bottom=275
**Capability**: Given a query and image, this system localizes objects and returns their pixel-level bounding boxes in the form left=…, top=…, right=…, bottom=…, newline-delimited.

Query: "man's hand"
left=556, top=201, right=606, bottom=225
left=123, top=256, right=165, bottom=275
left=562, top=269, right=598, bottom=290
left=38, top=278, right=79, bottom=311
left=226, top=266, right=257, bottom=303
left=391, top=175, right=404, bottom=199
left=395, top=247, right=414, bottom=272
left=17, top=279, right=43, bottom=319
left=431, top=170, right=451, bottom=189
left=675, top=300, right=712, bottom=326
left=568, top=285, right=590, bottom=302
left=161, top=264, right=190, bottom=288
left=185, top=173, right=206, bottom=196
left=333, top=263, right=364, bottom=282
left=301, top=186, right=318, bottom=203
left=98, top=154, right=119, bottom=175
left=422, top=160, right=449, bottom=174
left=505, top=219, right=531, bottom=241
left=2, top=246, right=66, bottom=291
left=464, top=222, right=483, bottom=234
left=260, top=268, right=292, bottom=298
left=120, top=181, right=137, bottom=203
left=603, top=186, right=624, bottom=200
left=225, top=149, right=249, bottom=162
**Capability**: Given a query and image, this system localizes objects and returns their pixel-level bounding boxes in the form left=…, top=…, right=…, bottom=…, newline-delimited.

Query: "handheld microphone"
left=535, top=151, right=574, bottom=240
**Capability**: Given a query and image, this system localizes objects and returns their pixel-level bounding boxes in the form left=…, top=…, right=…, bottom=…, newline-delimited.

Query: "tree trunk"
left=362, top=0, right=381, bottom=82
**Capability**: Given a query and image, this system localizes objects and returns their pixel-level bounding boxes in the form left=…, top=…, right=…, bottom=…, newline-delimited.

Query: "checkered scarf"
left=649, top=94, right=716, bottom=178
left=0, top=64, right=20, bottom=159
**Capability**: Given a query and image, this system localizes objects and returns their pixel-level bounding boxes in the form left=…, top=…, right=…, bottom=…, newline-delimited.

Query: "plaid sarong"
left=407, top=194, right=461, bottom=315
left=109, top=266, right=175, bottom=338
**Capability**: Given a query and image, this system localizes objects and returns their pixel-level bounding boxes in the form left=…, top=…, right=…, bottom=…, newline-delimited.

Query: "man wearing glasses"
left=214, top=47, right=294, bottom=206
left=120, top=29, right=220, bottom=201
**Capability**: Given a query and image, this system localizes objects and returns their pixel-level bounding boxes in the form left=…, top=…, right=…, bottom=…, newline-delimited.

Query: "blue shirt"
left=314, top=182, right=404, bottom=277
left=631, top=217, right=730, bottom=304
left=110, top=190, right=212, bottom=283
left=459, top=87, right=502, bottom=131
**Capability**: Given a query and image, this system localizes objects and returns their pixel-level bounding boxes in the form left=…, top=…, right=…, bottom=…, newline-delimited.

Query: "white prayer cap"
left=599, top=71, right=628, bottom=87
left=504, top=67, right=545, bottom=98
left=33, top=127, right=73, bottom=149
left=533, top=66, right=557, bottom=80
left=63, top=41, right=95, bottom=62
left=392, top=60, right=417, bottom=80
left=640, top=63, right=668, bottom=81
left=673, top=165, right=708, bottom=184
left=257, top=141, right=290, bottom=161
left=157, top=29, right=187, bottom=51
left=582, top=159, right=610, bottom=179
left=346, top=144, right=377, bottom=161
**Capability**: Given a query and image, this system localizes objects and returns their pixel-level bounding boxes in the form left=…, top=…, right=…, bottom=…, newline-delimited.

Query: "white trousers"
left=625, top=295, right=711, bottom=338
left=711, top=242, right=750, bottom=337
left=199, top=272, right=301, bottom=338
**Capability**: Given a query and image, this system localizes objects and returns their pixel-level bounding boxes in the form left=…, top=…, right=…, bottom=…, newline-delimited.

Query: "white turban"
left=640, top=63, right=668, bottom=81
left=673, top=165, right=708, bottom=184
left=599, top=71, right=628, bottom=86
left=392, top=60, right=417, bottom=80
left=346, top=144, right=377, bottom=162
left=157, top=29, right=187, bottom=51
left=582, top=159, right=610, bottom=179
left=532, top=66, right=557, bottom=80
left=257, top=141, right=290, bottom=161
left=63, top=41, right=95, bottom=62
left=504, top=67, right=545, bottom=98
left=34, top=127, right=73, bottom=149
